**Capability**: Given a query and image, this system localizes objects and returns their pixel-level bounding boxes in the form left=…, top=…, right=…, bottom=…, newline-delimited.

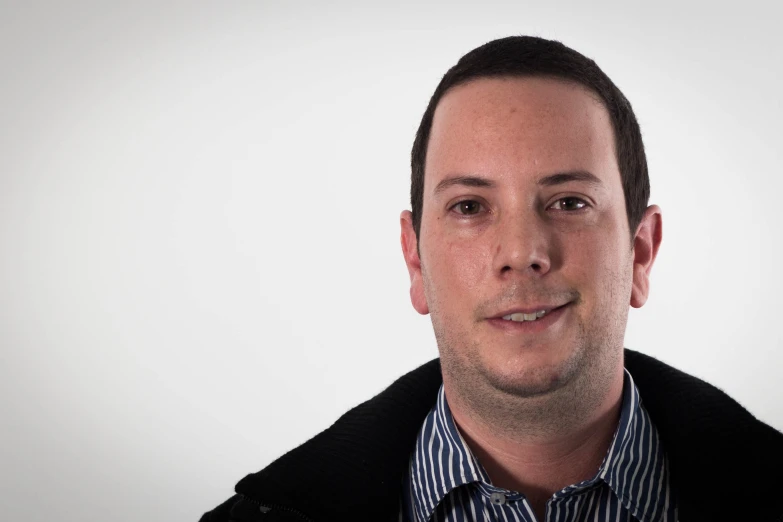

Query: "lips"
left=486, top=302, right=572, bottom=333
left=490, top=302, right=571, bottom=319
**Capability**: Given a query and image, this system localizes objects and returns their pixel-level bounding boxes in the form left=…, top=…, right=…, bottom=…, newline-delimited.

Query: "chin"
left=477, top=344, right=584, bottom=398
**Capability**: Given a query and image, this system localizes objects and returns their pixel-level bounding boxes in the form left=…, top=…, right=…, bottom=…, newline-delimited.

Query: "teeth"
left=502, top=310, right=547, bottom=322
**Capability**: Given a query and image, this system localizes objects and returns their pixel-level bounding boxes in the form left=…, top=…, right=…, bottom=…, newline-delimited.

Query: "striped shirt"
left=401, top=370, right=677, bottom=522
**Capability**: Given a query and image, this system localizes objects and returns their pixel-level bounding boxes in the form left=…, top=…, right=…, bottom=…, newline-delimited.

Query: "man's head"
left=400, top=36, right=662, bottom=432
left=410, top=36, right=650, bottom=244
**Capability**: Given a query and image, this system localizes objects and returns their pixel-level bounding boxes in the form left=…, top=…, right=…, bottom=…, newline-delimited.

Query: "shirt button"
left=490, top=492, right=506, bottom=505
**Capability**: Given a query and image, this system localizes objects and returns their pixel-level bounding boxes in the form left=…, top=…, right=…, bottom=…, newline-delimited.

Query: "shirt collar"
left=407, top=385, right=487, bottom=522
left=596, top=370, right=671, bottom=521
left=408, top=369, right=670, bottom=522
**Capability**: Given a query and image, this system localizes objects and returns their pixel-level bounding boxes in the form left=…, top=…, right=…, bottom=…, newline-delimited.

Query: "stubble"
left=427, top=268, right=629, bottom=441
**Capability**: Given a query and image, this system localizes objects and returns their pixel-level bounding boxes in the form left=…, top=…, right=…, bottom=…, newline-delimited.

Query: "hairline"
left=415, top=71, right=631, bottom=248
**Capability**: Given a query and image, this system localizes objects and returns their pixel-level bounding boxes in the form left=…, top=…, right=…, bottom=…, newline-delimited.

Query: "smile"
left=488, top=303, right=571, bottom=333
left=502, top=311, right=548, bottom=322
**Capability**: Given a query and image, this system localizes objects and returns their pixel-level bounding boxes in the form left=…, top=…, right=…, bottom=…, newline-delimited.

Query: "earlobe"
left=400, top=211, right=429, bottom=315
left=630, top=205, right=663, bottom=308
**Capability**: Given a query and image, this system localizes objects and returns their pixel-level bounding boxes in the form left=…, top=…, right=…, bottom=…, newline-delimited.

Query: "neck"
left=444, top=368, right=624, bottom=518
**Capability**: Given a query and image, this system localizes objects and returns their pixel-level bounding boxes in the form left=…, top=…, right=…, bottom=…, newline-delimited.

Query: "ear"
left=630, top=205, right=663, bottom=308
left=400, top=210, right=429, bottom=315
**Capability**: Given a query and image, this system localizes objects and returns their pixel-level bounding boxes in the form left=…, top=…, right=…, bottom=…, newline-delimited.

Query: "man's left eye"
left=550, top=197, right=588, bottom=211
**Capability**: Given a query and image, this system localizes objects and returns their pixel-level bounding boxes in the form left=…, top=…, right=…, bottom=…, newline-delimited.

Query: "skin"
left=400, top=77, right=662, bottom=520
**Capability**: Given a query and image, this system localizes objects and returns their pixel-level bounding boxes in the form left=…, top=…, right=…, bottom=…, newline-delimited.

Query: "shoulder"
left=198, top=493, right=311, bottom=522
left=198, top=494, right=238, bottom=522
left=625, top=348, right=781, bottom=439
left=198, top=358, right=443, bottom=522
left=625, top=349, right=783, bottom=520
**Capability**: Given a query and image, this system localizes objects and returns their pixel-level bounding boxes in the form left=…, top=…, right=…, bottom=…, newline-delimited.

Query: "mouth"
left=487, top=302, right=572, bottom=332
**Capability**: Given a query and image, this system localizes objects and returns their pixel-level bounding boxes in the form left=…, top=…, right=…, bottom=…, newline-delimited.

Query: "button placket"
left=490, top=492, right=506, bottom=506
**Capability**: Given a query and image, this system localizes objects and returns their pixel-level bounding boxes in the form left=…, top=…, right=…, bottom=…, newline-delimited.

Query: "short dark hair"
left=410, top=36, right=649, bottom=243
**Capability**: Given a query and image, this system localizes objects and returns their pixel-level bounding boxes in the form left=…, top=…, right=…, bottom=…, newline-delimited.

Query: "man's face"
left=401, top=77, right=660, bottom=402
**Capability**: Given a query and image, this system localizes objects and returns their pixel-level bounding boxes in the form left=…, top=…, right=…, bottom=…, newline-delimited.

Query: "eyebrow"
left=433, top=175, right=495, bottom=196
left=432, top=170, right=603, bottom=196
left=537, top=170, right=604, bottom=187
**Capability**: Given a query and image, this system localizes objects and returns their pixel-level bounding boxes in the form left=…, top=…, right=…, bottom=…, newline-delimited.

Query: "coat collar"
left=235, top=350, right=783, bottom=522
left=407, top=370, right=674, bottom=522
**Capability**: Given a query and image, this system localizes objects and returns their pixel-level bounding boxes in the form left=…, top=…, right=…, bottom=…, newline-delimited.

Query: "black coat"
left=199, top=350, right=783, bottom=522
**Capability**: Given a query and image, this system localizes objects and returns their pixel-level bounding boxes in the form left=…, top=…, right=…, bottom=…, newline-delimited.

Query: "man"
left=200, top=36, right=783, bottom=522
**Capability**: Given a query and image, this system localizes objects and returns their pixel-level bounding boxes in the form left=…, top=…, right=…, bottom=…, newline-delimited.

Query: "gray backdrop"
left=1, top=1, right=781, bottom=520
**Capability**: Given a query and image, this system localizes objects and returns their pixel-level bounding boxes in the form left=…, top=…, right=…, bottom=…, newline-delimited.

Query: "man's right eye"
left=451, top=200, right=484, bottom=215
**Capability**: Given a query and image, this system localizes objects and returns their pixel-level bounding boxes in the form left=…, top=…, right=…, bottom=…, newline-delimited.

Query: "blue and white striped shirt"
left=401, top=370, right=677, bottom=522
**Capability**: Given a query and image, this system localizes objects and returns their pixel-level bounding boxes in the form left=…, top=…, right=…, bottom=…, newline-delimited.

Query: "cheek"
left=424, top=235, right=489, bottom=302
left=563, top=227, right=632, bottom=295
left=451, top=240, right=487, bottom=281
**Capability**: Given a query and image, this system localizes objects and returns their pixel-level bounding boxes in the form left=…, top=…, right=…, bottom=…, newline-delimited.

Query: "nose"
left=492, top=212, right=553, bottom=277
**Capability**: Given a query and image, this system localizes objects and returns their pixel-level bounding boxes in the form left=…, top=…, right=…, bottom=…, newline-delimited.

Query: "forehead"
left=424, top=76, right=619, bottom=192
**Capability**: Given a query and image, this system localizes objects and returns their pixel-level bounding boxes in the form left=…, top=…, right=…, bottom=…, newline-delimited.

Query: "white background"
left=1, top=1, right=781, bottom=520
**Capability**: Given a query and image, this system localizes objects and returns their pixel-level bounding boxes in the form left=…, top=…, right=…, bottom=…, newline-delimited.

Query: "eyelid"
left=547, top=195, right=591, bottom=211
left=448, top=198, right=488, bottom=216
left=447, top=195, right=590, bottom=214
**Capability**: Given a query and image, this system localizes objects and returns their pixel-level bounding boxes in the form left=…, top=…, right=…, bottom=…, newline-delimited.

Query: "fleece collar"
left=235, top=350, right=783, bottom=522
